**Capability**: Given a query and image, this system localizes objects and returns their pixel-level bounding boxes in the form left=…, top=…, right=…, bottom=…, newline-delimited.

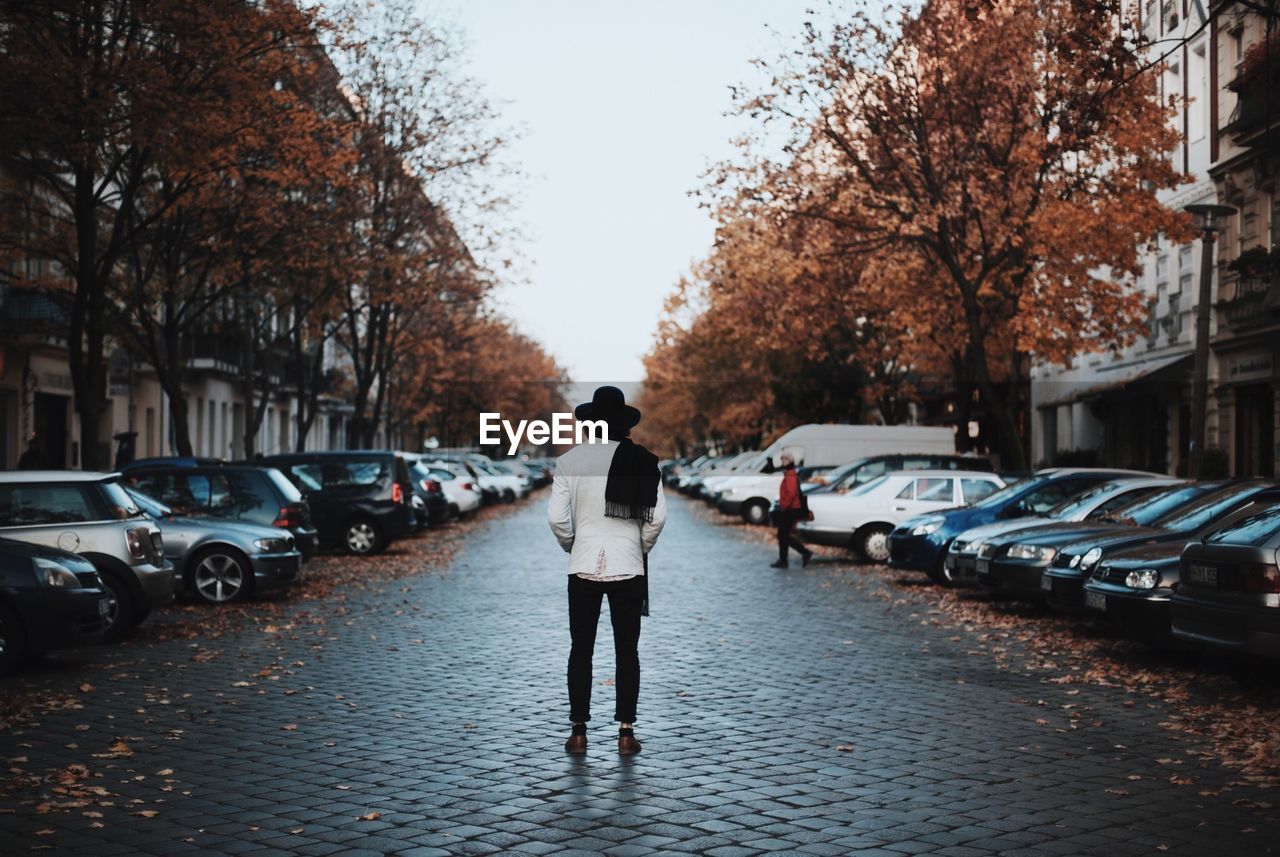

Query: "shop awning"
left=1039, top=352, right=1192, bottom=408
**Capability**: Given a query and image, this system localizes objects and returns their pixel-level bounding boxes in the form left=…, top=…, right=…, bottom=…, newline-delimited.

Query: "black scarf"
left=604, top=438, right=660, bottom=522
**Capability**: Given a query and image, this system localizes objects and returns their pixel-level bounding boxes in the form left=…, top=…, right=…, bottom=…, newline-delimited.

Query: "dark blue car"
left=887, top=468, right=1154, bottom=581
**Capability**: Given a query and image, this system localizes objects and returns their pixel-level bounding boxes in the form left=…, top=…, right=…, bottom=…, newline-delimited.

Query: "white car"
left=797, top=470, right=1006, bottom=562
left=419, top=461, right=483, bottom=516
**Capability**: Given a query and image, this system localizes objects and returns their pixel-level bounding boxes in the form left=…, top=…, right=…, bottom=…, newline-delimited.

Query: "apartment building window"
left=195, top=399, right=204, bottom=455
left=1155, top=253, right=1169, bottom=282
left=1178, top=245, right=1192, bottom=272
left=1189, top=45, right=1207, bottom=142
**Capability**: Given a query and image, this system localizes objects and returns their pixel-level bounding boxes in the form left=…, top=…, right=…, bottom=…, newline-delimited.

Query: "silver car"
left=0, top=471, right=174, bottom=641
left=126, top=488, right=303, bottom=604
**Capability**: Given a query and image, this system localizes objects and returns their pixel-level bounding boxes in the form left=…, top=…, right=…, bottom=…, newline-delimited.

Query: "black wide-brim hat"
left=574, top=385, right=641, bottom=428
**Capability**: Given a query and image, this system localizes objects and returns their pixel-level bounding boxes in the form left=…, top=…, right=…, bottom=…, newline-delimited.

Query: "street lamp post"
left=1182, top=203, right=1237, bottom=479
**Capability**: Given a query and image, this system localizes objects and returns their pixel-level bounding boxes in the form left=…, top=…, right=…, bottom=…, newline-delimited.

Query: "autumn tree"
left=0, top=0, right=338, bottom=467
left=108, top=15, right=359, bottom=457
left=716, top=0, right=1189, bottom=468
left=332, top=0, right=511, bottom=448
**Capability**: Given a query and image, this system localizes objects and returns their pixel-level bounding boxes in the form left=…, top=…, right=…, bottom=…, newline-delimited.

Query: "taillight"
left=420, top=478, right=431, bottom=492
left=273, top=503, right=302, bottom=529
left=125, top=527, right=147, bottom=559
left=392, top=483, right=405, bottom=504
left=461, top=482, right=473, bottom=490
left=1240, top=564, right=1280, bottom=594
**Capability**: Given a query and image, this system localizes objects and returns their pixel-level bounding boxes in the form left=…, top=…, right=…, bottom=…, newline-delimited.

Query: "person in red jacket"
left=771, top=452, right=813, bottom=569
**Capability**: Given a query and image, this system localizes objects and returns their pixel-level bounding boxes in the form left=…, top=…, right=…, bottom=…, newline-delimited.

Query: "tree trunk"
left=70, top=165, right=108, bottom=470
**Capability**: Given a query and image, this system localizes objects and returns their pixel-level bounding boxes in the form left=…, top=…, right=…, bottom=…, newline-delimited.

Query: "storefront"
left=1219, top=349, right=1278, bottom=478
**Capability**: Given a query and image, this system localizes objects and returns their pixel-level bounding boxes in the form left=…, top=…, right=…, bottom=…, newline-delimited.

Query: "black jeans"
left=776, top=509, right=809, bottom=561
left=568, top=573, right=643, bottom=723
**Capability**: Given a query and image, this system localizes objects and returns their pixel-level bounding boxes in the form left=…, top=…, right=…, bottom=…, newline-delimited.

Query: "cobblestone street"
left=1, top=493, right=1278, bottom=856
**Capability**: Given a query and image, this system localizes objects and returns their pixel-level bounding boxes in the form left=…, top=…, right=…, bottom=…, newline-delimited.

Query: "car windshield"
left=823, top=458, right=871, bottom=485
left=848, top=474, right=890, bottom=496
left=125, top=487, right=173, bottom=519
left=1205, top=505, right=1280, bottom=546
left=264, top=468, right=304, bottom=503
left=1154, top=485, right=1263, bottom=532
left=100, top=480, right=144, bottom=519
left=1110, top=484, right=1213, bottom=526
left=970, top=476, right=1045, bottom=510
left=1045, top=481, right=1128, bottom=519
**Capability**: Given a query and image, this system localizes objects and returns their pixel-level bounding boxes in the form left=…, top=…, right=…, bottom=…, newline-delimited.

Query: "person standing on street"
left=548, top=386, right=666, bottom=756
left=771, top=452, right=813, bottom=569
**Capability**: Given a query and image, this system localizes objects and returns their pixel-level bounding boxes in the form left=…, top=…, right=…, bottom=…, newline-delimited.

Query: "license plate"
left=1085, top=590, right=1107, bottom=611
left=1188, top=565, right=1218, bottom=587
left=98, top=598, right=111, bottom=616
left=976, top=559, right=989, bottom=575
left=1041, top=575, right=1053, bottom=591
left=945, top=555, right=956, bottom=570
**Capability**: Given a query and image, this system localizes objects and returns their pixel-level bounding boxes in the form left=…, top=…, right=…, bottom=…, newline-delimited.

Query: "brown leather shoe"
left=564, top=724, right=587, bottom=754
left=618, top=727, right=641, bottom=755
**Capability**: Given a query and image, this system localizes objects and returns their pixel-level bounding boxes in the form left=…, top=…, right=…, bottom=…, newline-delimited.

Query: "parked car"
left=126, top=488, right=303, bottom=604
left=419, top=460, right=482, bottom=517
left=400, top=456, right=450, bottom=528
left=796, top=470, right=1006, bottom=561
left=716, top=424, right=960, bottom=524
left=1171, top=500, right=1280, bottom=658
left=0, top=538, right=112, bottom=674
left=942, top=477, right=1185, bottom=585
left=1077, top=492, right=1280, bottom=641
left=122, top=461, right=320, bottom=559
left=1040, top=481, right=1279, bottom=611
left=887, top=468, right=1155, bottom=581
left=0, top=472, right=174, bottom=641
left=261, top=451, right=416, bottom=555
left=806, top=454, right=996, bottom=493
left=487, top=460, right=534, bottom=497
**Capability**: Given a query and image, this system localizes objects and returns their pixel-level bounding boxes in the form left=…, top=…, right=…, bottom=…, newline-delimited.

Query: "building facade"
left=1032, top=0, right=1278, bottom=477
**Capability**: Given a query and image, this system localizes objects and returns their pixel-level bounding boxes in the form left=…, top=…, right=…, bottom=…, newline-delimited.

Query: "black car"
left=123, top=462, right=320, bottom=560
left=1171, top=502, right=1280, bottom=658
left=1042, top=482, right=1279, bottom=612
left=262, top=451, right=416, bottom=555
left=0, top=538, right=111, bottom=674
left=972, top=482, right=1220, bottom=598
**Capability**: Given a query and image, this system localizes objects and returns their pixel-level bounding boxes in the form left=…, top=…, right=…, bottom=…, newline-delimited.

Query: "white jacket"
left=548, top=440, right=667, bottom=578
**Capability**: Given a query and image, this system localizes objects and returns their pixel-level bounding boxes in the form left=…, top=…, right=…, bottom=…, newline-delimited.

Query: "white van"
left=714, top=424, right=956, bottom=525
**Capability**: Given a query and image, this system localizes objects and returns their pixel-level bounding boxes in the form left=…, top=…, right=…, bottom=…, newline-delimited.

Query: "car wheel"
left=925, top=545, right=953, bottom=585
left=189, top=547, right=253, bottom=605
left=0, top=600, right=26, bottom=675
left=742, top=500, right=770, bottom=526
left=855, top=524, right=893, bottom=563
left=344, top=518, right=385, bottom=555
left=502, top=488, right=516, bottom=503
left=98, top=571, right=138, bottom=642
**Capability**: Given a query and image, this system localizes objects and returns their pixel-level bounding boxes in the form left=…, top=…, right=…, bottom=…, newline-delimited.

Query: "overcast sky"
left=417, top=0, right=822, bottom=385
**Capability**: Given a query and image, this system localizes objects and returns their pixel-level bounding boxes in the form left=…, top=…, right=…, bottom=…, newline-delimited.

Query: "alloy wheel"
left=193, top=553, right=246, bottom=603
left=347, top=521, right=377, bottom=554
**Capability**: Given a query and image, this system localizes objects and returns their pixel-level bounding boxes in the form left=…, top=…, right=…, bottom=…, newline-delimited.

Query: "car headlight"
left=1080, top=547, right=1104, bottom=570
left=1068, top=554, right=1081, bottom=568
left=34, top=557, right=81, bottom=588
left=1007, top=544, right=1057, bottom=562
left=254, top=537, right=290, bottom=552
left=1125, top=569, right=1159, bottom=590
left=910, top=517, right=944, bottom=536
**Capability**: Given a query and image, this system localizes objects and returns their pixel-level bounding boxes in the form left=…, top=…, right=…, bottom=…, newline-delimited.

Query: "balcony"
left=1218, top=271, right=1280, bottom=330
left=1225, top=46, right=1280, bottom=144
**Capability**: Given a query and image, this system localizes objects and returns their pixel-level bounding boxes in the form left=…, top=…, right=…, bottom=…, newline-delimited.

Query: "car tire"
left=854, top=524, right=893, bottom=563
left=502, top=488, right=516, bottom=503
left=344, top=518, right=386, bottom=555
left=187, top=547, right=254, bottom=605
left=742, top=500, right=770, bottom=526
left=0, top=600, right=26, bottom=675
left=925, top=545, right=953, bottom=585
left=98, top=571, right=139, bottom=642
